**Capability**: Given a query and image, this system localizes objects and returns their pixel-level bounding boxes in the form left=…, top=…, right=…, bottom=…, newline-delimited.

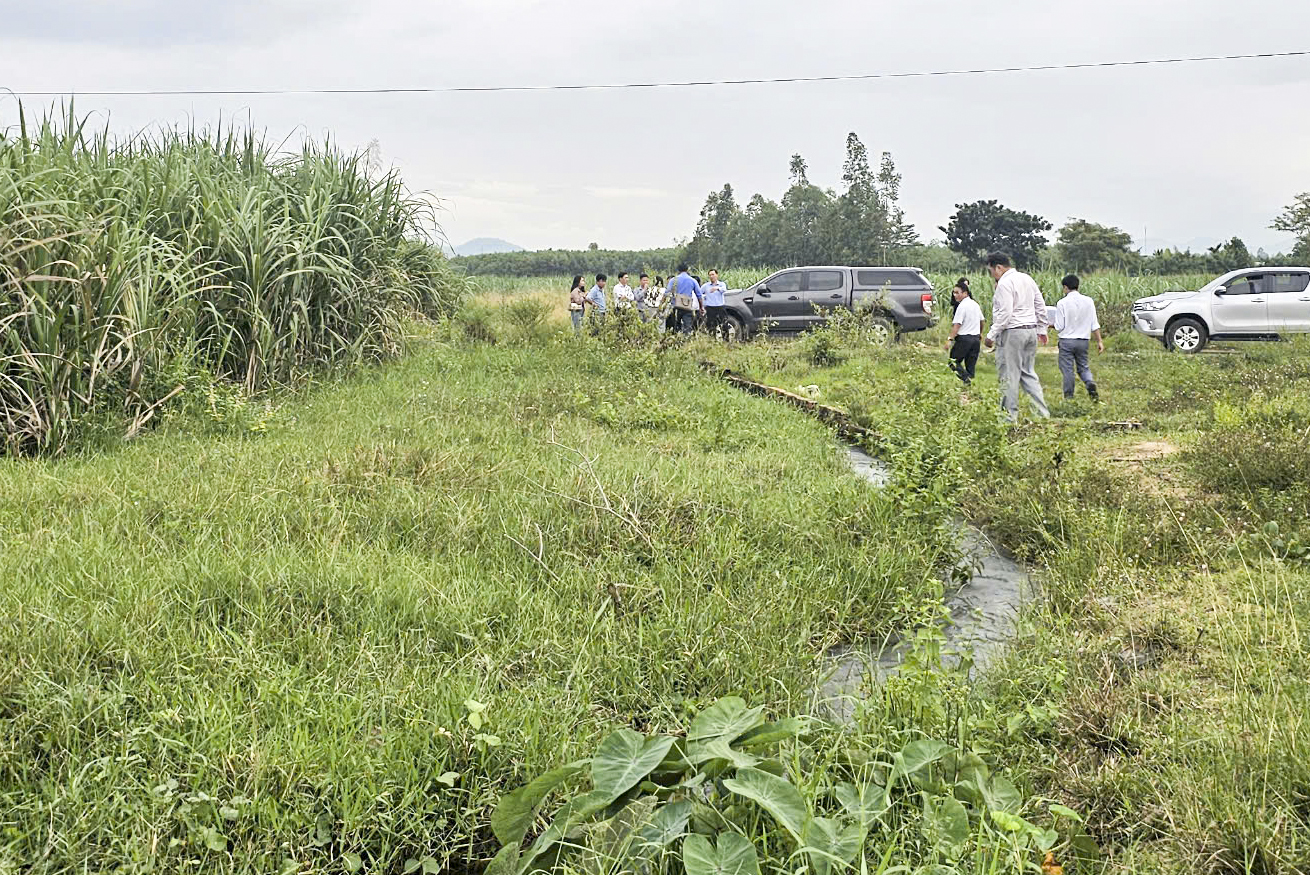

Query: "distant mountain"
left=451, top=237, right=524, bottom=257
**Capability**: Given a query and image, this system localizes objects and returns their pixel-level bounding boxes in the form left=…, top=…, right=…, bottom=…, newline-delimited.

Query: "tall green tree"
left=1206, top=237, right=1253, bottom=272
left=877, top=151, right=917, bottom=248
left=1273, top=192, right=1310, bottom=259
left=823, top=134, right=917, bottom=263
left=728, top=194, right=787, bottom=267
left=1056, top=219, right=1135, bottom=272
left=685, top=183, right=740, bottom=268
left=780, top=154, right=834, bottom=265
left=940, top=200, right=1051, bottom=268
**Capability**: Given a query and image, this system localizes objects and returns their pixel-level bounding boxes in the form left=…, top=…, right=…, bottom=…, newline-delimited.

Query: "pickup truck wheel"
left=724, top=313, right=747, bottom=342
left=867, top=316, right=896, bottom=346
left=1165, top=317, right=1208, bottom=353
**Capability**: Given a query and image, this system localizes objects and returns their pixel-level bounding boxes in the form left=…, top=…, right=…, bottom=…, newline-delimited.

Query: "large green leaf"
left=736, top=717, right=808, bottom=748
left=921, top=794, right=970, bottom=862
left=802, top=816, right=865, bottom=875
left=651, top=739, right=692, bottom=777
left=989, top=810, right=1028, bottom=833
left=892, top=739, right=951, bottom=784
left=490, top=761, right=588, bottom=846
left=682, top=833, right=762, bottom=875
left=637, top=799, right=693, bottom=849
left=687, top=735, right=762, bottom=769
left=983, top=776, right=1022, bottom=815
left=941, top=750, right=990, bottom=788
left=578, top=795, right=659, bottom=866
left=591, top=730, right=676, bottom=802
left=722, top=768, right=807, bottom=843
left=517, top=789, right=612, bottom=874
left=483, top=842, right=521, bottom=875
left=687, top=697, right=765, bottom=743
left=834, top=781, right=888, bottom=829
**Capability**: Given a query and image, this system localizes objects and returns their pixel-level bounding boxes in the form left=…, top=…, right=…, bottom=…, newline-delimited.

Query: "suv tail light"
left=921, top=293, right=935, bottom=315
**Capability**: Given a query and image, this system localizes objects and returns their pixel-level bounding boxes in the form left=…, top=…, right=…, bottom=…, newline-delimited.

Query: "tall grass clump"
left=0, top=105, right=462, bottom=455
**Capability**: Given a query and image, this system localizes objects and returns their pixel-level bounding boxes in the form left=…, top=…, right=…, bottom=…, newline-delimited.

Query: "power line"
left=6, top=50, right=1310, bottom=97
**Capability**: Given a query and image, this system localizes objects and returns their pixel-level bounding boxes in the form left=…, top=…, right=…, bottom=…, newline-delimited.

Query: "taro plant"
left=484, top=697, right=1096, bottom=875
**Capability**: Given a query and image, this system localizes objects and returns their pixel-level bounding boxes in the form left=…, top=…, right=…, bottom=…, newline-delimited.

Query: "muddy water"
left=818, top=447, right=1036, bottom=721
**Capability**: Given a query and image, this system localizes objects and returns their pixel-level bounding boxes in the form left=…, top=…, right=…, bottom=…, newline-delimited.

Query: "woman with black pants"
left=944, top=278, right=985, bottom=384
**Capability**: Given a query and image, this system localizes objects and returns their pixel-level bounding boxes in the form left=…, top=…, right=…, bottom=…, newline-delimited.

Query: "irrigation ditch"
left=711, top=368, right=1036, bottom=721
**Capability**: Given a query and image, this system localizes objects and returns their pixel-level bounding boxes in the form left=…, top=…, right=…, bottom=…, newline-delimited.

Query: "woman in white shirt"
left=944, top=278, right=985, bottom=384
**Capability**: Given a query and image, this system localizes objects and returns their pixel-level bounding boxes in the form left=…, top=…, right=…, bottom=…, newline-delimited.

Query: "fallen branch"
left=707, top=365, right=883, bottom=445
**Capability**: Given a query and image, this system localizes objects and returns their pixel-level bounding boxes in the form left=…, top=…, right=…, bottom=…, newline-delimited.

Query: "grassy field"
left=0, top=325, right=971, bottom=873
left=5, top=277, right=1309, bottom=873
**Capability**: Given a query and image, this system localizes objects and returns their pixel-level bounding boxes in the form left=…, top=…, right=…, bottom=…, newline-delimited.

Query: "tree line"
left=452, top=133, right=1310, bottom=276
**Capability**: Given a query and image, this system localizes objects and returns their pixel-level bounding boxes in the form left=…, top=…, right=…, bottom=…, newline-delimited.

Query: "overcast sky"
left=4, top=0, right=1309, bottom=255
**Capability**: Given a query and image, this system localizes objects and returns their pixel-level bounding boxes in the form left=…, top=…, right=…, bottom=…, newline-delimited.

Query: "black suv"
left=721, top=267, right=936, bottom=341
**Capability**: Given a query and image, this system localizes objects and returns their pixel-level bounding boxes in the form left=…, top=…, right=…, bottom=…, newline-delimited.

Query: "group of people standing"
left=944, top=252, right=1105, bottom=421
left=567, top=266, right=732, bottom=337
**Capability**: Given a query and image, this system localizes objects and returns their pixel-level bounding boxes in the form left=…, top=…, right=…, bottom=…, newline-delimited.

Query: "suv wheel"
left=1166, top=317, right=1208, bottom=353
left=868, top=316, right=896, bottom=346
left=724, top=313, right=746, bottom=342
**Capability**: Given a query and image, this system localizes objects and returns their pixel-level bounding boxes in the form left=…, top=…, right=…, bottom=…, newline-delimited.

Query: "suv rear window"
left=855, top=270, right=922, bottom=288
left=806, top=270, right=843, bottom=292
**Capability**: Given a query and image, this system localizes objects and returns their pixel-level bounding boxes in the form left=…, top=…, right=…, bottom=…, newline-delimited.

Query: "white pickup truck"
left=1131, top=267, right=1310, bottom=352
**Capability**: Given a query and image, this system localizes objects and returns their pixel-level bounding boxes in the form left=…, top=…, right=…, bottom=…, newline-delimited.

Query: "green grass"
left=0, top=329, right=962, bottom=873
left=7, top=279, right=1310, bottom=873
left=700, top=316, right=1310, bottom=873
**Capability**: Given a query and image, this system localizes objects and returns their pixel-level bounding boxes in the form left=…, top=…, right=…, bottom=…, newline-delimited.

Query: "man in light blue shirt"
left=700, top=269, right=729, bottom=340
left=668, top=264, right=704, bottom=334
left=586, top=273, right=608, bottom=321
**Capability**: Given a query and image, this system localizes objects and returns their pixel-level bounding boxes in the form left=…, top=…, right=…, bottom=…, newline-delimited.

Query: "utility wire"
left=7, top=50, right=1310, bottom=97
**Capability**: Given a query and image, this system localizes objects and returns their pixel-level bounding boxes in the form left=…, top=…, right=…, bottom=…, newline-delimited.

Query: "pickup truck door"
left=1265, top=271, right=1310, bottom=332
left=801, top=269, right=847, bottom=329
left=1210, top=274, right=1268, bottom=333
left=751, top=269, right=805, bottom=331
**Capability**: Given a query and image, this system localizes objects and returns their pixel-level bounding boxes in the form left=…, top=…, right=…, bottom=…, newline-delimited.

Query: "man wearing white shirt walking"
left=983, top=252, right=1050, bottom=421
left=1050, top=274, right=1103, bottom=401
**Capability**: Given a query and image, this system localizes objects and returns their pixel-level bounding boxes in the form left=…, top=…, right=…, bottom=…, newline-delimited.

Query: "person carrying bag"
left=567, top=275, right=587, bottom=334
left=670, top=263, right=704, bottom=334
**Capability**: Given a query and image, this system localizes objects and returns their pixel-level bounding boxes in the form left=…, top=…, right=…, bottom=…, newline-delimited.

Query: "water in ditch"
left=819, top=446, right=1036, bottom=721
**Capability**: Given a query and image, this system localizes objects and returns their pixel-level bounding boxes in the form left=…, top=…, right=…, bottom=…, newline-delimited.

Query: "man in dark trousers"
left=1050, top=274, right=1104, bottom=400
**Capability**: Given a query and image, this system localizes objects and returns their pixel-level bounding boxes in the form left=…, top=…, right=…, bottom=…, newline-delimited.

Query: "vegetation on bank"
left=0, top=108, right=462, bottom=456
left=0, top=324, right=969, bottom=873
left=699, top=311, right=1310, bottom=874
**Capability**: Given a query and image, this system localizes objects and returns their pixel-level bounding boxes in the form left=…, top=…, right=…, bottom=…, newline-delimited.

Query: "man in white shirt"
left=612, top=273, right=635, bottom=311
left=1050, top=274, right=1103, bottom=401
left=983, top=252, right=1050, bottom=420
left=700, top=269, right=729, bottom=340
